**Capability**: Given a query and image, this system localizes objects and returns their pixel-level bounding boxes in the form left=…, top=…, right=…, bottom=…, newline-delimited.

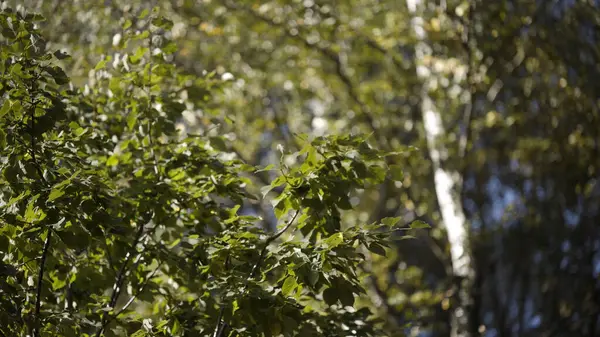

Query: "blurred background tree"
left=11, top=0, right=600, bottom=336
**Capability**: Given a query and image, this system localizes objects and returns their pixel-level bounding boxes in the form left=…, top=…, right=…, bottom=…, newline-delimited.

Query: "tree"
left=405, top=0, right=473, bottom=336
left=0, top=7, right=423, bottom=336
left=4, top=0, right=600, bottom=336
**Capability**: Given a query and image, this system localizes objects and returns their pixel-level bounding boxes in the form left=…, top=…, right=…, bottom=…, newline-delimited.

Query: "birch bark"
left=406, top=0, right=474, bottom=336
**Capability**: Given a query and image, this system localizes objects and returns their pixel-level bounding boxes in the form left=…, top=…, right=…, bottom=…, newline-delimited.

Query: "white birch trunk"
left=406, top=0, right=473, bottom=336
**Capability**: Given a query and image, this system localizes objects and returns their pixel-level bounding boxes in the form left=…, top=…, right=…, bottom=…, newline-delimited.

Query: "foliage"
left=3, top=0, right=600, bottom=336
left=0, top=7, right=420, bottom=337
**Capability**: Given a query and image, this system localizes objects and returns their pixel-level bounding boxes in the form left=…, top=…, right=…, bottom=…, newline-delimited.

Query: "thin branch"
left=222, top=1, right=400, bottom=242
left=95, top=13, right=163, bottom=336
left=251, top=209, right=300, bottom=278
left=101, top=238, right=117, bottom=275
left=213, top=209, right=301, bottom=337
left=112, top=223, right=145, bottom=307
left=26, top=70, right=52, bottom=337
left=145, top=27, right=162, bottom=180
left=100, top=263, right=163, bottom=329
left=222, top=1, right=380, bottom=140
left=458, top=1, right=475, bottom=160
left=33, top=230, right=51, bottom=337
left=212, top=307, right=227, bottom=337
left=360, top=245, right=403, bottom=327
left=95, top=221, right=146, bottom=337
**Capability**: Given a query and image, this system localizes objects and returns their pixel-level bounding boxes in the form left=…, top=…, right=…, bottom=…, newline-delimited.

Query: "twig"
left=26, top=71, right=52, bottom=337
left=458, top=1, right=475, bottom=160
left=101, top=238, right=117, bottom=275
left=213, top=209, right=301, bottom=337
left=33, top=230, right=52, bottom=337
left=100, top=263, right=163, bottom=329
left=95, top=221, right=146, bottom=337
left=222, top=1, right=380, bottom=141
left=96, top=10, right=162, bottom=335
left=145, top=26, right=162, bottom=180
left=250, top=209, right=299, bottom=278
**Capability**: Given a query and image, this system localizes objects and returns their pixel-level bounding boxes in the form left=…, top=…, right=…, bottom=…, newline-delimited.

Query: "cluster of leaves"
left=14, top=0, right=600, bottom=335
left=0, top=7, right=421, bottom=337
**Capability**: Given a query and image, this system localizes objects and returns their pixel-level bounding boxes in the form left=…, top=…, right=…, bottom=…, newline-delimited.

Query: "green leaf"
left=274, top=198, right=291, bottom=219
left=0, top=100, right=11, bottom=117
left=73, top=127, right=88, bottom=137
left=338, top=286, right=355, bottom=307
left=95, top=59, right=107, bottom=71
left=106, top=155, right=119, bottom=167
left=48, top=188, right=65, bottom=202
left=24, top=199, right=38, bottom=222
left=10, top=63, right=24, bottom=76
left=256, top=164, right=275, bottom=173
left=381, top=216, right=402, bottom=228
left=53, top=50, right=70, bottom=60
left=130, top=47, right=149, bottom=63
left=25, top=13, right=46, bottom=21
left=324, top=232, right=343, bottom=249
left=123, top=19, right=133, bottom=30
left=161, top=41, right=178, bottom=54
left=232, top=300, right=240, bottom=314
left=51, top=276, right=67, bottom=290
left=152, top=17, right=174, bottom=30
left=136, top=30, right=150, bottom=40
left=0, top=129, right=5, bottom=148
left=168, top=168, right=186, bottom=181
left=260, top=185, right=275, bottom=199
left=281, top=276, right=297, bottom=297
left=171, top=318, right=181, bottom=335
left=336, top=195, right=353, bottom=210
left=127, top=110, right=138, bottom=129
left=308, top=269, right=319, bottom=287
left=323, top=287, right=338, bottom=306
left=410, top=220, right=431, bottom=229
left=209, top=136, right=227, bottom=151
left=131, top=330, right=147, bottom=337
left=389, top=165, right=404, bottom=181
left=367, top=243, right=387, bottom=257
left=138, top=8, right=150, bottom=19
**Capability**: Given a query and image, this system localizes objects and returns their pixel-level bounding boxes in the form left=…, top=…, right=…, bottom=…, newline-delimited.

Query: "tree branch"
left=213, top=209, right=300, bottom=337
left=100, top=263, right=163, bottom=330
left=95, top=220, right=146, bottom=337
left=221, top=1, right=380, bottom=139
left=33, top=230, right=51, bottom=337
left=458, top=1, right=475, bottom=161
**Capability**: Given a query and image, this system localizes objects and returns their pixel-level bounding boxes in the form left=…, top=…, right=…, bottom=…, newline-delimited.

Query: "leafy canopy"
left=0, top=7, right=422, bottom=337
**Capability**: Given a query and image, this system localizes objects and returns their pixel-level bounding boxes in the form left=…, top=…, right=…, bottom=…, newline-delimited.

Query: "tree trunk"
left=405, top=0, right=475, bottom=336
